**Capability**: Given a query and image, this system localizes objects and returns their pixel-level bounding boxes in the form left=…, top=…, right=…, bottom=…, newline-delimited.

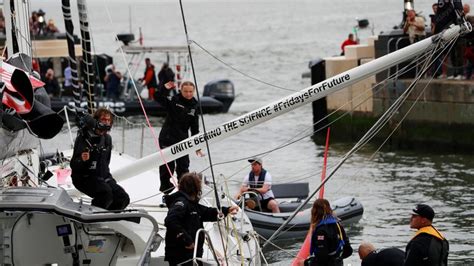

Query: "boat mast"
left=61, top=0, right=82, bottom=112
left=112, top=24, right=466, bottom=182
left=4, top=0, right=31, bottom=58
left=77, top=0, right=95, bottom=114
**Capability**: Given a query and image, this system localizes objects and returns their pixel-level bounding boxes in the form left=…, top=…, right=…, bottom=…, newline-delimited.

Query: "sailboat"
left=1, top=0, right=470, bottom=265
left=0, top=0, right=261, bottom=265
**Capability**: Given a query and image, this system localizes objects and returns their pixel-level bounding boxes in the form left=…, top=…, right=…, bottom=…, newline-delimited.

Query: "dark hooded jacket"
left=70, top=131, right=112, bottom=181
left=155, top=89, right=199, bottom=146
left=164, top=191, right=230, bottom=262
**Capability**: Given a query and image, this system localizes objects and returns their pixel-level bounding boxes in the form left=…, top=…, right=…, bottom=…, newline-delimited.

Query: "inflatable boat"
left=240, top=183, right=364, bottom=240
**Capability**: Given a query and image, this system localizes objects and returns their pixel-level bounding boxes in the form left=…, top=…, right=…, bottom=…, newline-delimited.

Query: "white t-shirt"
left=243, top=170, right=275, bottom=200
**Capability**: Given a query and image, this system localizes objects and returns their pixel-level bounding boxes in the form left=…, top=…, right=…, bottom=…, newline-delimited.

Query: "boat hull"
left=51, top=96, right=226, bottom=116
left=246, top=196, right=363, bottom=240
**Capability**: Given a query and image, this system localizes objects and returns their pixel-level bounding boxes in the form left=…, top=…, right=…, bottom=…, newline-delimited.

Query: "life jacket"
left=248, top=169, right=267, bottom=189
left=413, top=226, right=449, bottom=266
left=310, top=216, right=345, bottom=258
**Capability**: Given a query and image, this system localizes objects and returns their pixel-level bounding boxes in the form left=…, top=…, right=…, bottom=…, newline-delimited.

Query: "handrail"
left=192, top=228, right=220, bottom=265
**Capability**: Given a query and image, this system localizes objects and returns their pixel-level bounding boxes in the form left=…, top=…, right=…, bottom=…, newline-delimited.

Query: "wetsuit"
left=156, top=89, right=199, bottom=194
left=164, top=191, right=231, bottom=265
left=362, top=247, right=405, bottom=266
left=404, top=225, right=449, bottom=266
left=307, top=215, right=352, bottom=266
left=70, top=130, right=130, bottom=210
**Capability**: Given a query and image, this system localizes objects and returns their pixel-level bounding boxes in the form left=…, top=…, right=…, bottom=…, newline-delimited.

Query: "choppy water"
left=36, top=0, right=473, bottom=265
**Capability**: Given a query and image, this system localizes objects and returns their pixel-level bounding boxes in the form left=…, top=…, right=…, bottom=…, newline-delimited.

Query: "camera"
left=76, top=111, right=111, bottom=132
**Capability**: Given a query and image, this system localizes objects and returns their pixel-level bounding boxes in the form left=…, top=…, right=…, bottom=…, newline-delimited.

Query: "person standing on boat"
left=305, top=198, right=352, bottom=266
left=104, top=64, right=122, bottom=100
left=70, top=108, right=130, bottom=210
left=404, top=204, right=449, bottom=266
left=358, top=241, right=405, bottom=266
left=164, top=172, right=238, bottom=265
left=156, top=81, right=204, bottom=194
left=340, top=33, right=358, bottom=55
left=236, top=157, right=280, bottom=213
left=157, top=62, right=176, bottom=96
left=140, top=58, right=158, bottom=100
left=42, top=68, right=60, bottom=97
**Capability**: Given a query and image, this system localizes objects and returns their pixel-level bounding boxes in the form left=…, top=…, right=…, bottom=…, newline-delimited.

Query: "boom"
left=112, top=25, right=465, bottom=182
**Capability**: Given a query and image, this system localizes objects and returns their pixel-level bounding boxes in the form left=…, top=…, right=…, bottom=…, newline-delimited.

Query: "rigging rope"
left=102, top=0, right=178, bottom=188
left=178, top=0, right=228, bottom=263
left=191, top=40, right=296, bottom=92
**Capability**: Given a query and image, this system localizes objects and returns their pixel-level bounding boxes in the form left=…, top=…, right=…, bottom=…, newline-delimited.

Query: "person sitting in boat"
left=236, top=157, right=280, bottom=213
left=305, top=198, right=352, bottom=266
left=155, top=81, right=204, bottom=194
left=358, top=241, right=404, bottom=266
left=404, top=204, right=449, bottom=266
left=157, top=62, right=176, bottom=96
left=164, top=172, right=238, bottom=266
left=139, top=58, right=158, bottom=100
left=70, top=108, right=130, bottom=210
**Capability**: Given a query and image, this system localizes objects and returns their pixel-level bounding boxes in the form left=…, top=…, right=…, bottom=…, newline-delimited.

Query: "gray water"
left=35, top=0, right=473, bottom=265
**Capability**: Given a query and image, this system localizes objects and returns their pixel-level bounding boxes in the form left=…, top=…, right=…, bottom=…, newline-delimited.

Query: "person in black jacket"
left=70, top=108, right=130, bottom=210
left=359, top=241, right=405, bottom=266
left=164, top=172, right=238, bottom=265
left=404, top=204, right=449, bottom=266
left=156, top=81, right=203, bottom=194
left=157, top=62, right=175, bottom=96
left=305, top=198, right=352, bottom=266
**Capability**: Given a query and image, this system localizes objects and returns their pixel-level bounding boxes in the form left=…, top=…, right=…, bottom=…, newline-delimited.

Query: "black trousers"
left=159, top=154, right=190, bottom=194
left=73, top=176, right=130, bottom=210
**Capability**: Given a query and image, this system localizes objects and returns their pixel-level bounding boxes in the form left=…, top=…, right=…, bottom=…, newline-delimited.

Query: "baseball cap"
left=248, top=157, right=262, bottom=165
left=412, top=204, right=435, bottom=221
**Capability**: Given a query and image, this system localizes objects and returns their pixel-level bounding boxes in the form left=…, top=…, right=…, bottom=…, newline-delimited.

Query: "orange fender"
left=291, top=229, right=311, bottom=266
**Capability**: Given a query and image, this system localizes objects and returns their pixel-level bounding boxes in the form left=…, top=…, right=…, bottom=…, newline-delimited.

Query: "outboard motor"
left=203, top=79, right=235, bottom=112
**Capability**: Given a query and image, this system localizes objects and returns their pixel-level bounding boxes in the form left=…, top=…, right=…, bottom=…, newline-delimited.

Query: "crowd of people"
left=29, top=9, right=59, bottom=36
left=405, top=2, right=474, bottom=79
left=338, top=2, right=474, bottom=80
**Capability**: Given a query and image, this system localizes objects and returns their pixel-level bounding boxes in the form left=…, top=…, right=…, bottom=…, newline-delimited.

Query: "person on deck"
left=403, top=9, right=426, bottom=43
left=70, top=108, right=130, bottom=210
left=340, top=33, right=358, bottom=55
left=164, top=172, right=238, bottom=266
left=43, top=68, right=60, bottom=97
left=404, top=204, right=449, bottom=266
left=358, top=241, right=405, bottom=266
left=140, top=58, right=158, bottom=100
left=305, top=198, right=352, bottom=266
left=157, top=62, right=176, bottom=96
left=104, top=64, right=122, bottom=100
left=235, top=157, right=280, bottom=213
left=156, top=80, right=203, bottom=194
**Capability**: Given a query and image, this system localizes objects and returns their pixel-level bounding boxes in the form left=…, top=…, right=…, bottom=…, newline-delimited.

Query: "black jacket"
left=164, top=191, right=229, bottom=261
left=70, top=132, right=112, bottom=181
left=156, top=90, right=199, bottom=146
left=362, top=248, right=405, bottom=266
left=405, top=226, right=449, bottom=266
left=309, top=216, right=352, bottom=266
